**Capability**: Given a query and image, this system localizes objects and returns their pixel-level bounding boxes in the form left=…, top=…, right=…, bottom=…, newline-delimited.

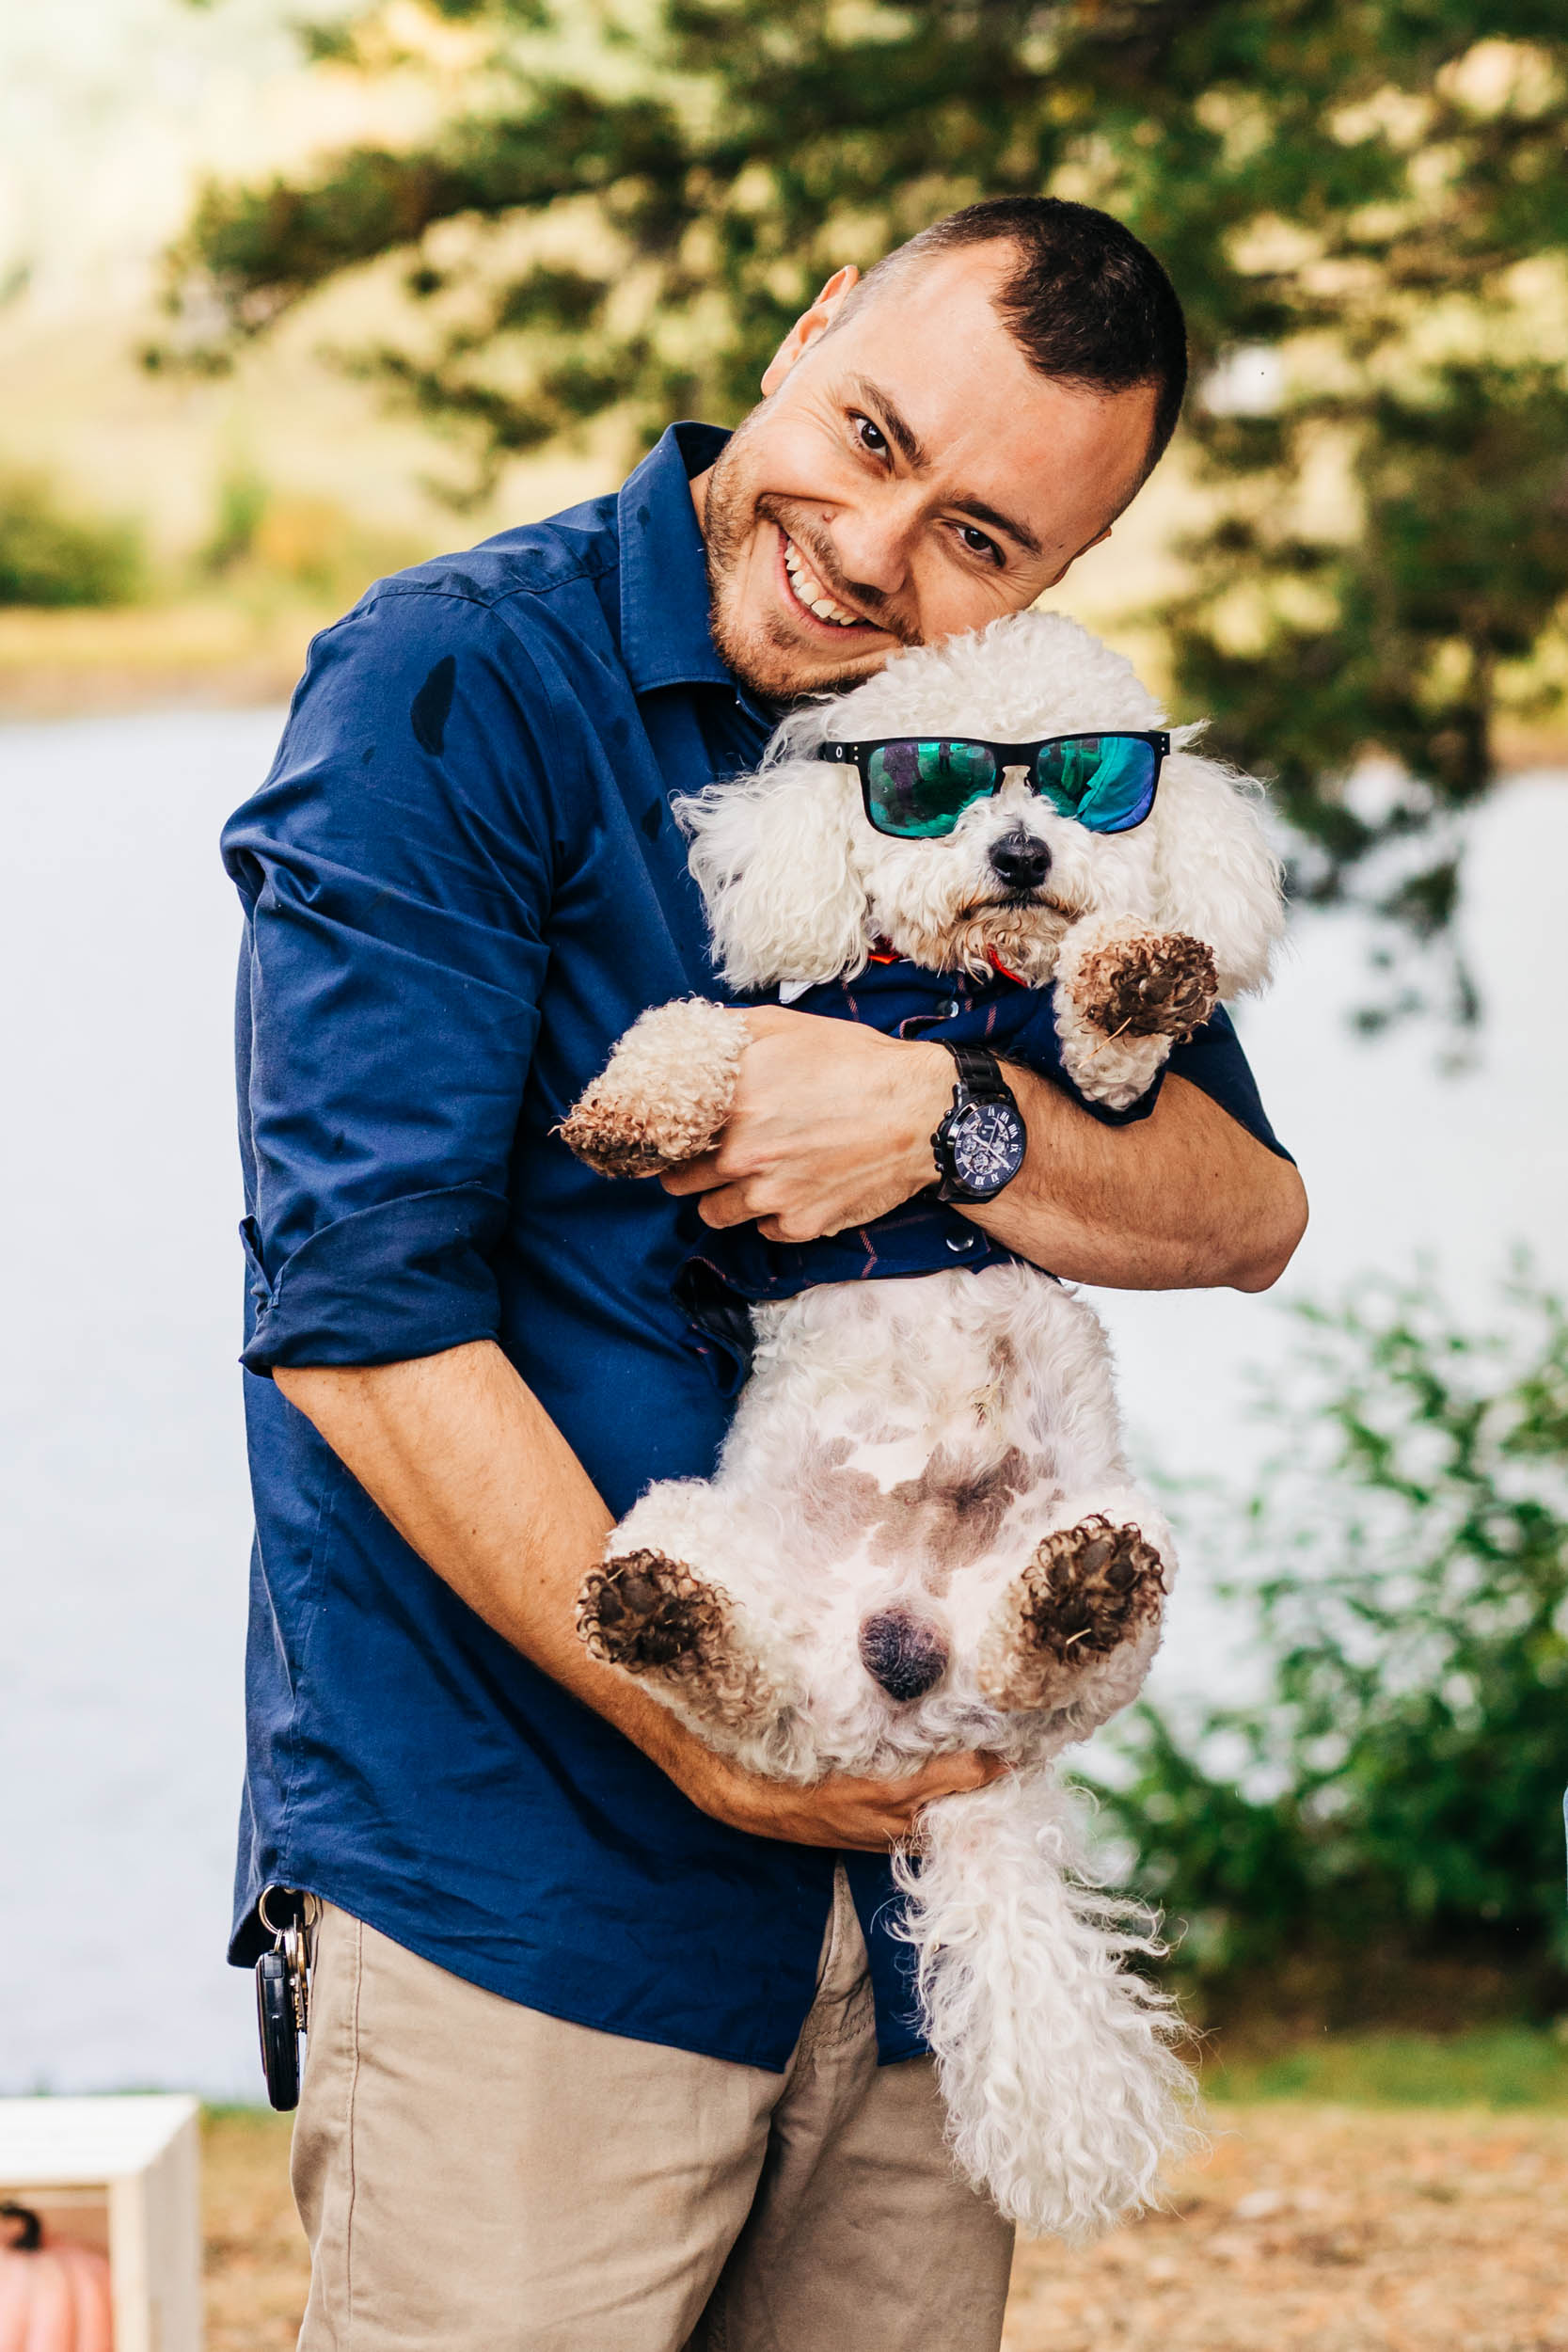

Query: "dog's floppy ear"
left=1150, top=742, right=1285, bottom=998
left=674, top=757, right=869, bottom=991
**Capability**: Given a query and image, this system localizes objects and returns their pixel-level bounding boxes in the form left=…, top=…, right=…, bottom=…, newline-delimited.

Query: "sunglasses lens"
left=865, top=740, right=999, bottom=836
left=1034, top=737, right=1157, bottom=833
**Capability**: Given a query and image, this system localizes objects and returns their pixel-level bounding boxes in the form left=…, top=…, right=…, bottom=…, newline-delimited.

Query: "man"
left=225, top=196, right=1306, bottom=2349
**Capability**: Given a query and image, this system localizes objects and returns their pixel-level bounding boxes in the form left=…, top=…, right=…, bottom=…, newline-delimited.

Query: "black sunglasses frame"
left=817, top=731, right=1170, bottom=839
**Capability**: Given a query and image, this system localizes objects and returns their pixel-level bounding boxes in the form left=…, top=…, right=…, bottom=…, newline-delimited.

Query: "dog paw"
left=578, top=1549, right=731, bottom=1677
left=1071, top=932, right=1218, bottom=1042
left=558, top=999, right=748, bottom=1180
left=557, top=1102, right=688, bottom=1180
left=980, top=1516, right=1166, bottom=1711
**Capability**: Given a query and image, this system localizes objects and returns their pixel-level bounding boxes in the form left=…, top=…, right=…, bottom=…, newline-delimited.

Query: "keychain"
left=255, top=1885, right=319, bottom=2111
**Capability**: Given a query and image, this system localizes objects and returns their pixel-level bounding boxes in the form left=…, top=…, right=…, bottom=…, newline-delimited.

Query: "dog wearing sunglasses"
left=561, top=608, right=1284, bottom=2242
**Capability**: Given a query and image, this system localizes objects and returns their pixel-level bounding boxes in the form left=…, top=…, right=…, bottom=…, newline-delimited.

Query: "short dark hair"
left=863, top=196, right=1188, bottom=483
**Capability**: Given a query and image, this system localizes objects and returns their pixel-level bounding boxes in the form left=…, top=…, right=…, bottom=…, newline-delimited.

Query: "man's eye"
left=957, top=523, right=1004, bottom=567
left=853, top=414, right=890, bottom=458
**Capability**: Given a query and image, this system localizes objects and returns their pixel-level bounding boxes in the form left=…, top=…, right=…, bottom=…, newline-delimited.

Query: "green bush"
left=0, top=472, right=144, bottom=607
left=1094, top=1267, right=1568, bottom=2016
left=200, top=463, right=271, bottom=575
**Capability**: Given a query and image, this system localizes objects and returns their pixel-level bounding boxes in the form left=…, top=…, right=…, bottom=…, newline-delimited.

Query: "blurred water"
left=0, top=705, right=1563, bottom=2097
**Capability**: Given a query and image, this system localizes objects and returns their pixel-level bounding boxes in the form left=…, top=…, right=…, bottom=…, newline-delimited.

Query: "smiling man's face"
left=694, top=243, right=1162, bottom=702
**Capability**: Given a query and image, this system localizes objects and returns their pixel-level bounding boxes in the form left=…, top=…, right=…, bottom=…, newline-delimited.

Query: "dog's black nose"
left=988, top=828, right=1052, bottom=893
left=859, top=1608, right=949, bottom=1703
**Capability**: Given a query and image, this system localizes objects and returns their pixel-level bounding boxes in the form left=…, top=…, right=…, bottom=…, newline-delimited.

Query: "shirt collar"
left=617, top=421, right=736, bottom=695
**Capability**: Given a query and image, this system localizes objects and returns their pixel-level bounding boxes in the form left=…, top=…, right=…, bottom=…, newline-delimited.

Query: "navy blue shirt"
left=684, top=957, right=1288, bottom=1387
left=223, top=421, right=1285, bottom=2069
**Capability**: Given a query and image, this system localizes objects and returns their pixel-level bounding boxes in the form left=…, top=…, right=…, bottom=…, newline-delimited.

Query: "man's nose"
left=859, top=1607, right=949, bottom=1702
left=988, top=828, right=1053, bottom=893
left=818, top=509, right=912, bottom=603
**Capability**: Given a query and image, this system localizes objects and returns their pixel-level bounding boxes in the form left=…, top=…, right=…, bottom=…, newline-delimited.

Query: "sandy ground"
left=202, top=2105, right=1568, bottom=2352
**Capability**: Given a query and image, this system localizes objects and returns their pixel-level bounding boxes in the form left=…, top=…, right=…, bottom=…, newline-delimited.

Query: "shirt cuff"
left=239, top=1184, right=512, bottom=1374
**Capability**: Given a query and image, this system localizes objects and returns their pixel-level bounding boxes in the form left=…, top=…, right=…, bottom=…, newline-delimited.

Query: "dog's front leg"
left=1053, top=914, right=1218, bottom=1112
left=559, top=998, right=749, bottom=1178
left=895, top=1767, right=1196, bottom=2242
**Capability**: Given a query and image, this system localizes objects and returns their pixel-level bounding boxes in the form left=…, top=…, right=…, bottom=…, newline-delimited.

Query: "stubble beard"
left=700, top=427, right=904, bottom=703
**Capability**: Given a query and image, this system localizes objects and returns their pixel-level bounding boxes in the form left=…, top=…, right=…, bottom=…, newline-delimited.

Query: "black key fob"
left=256, top=1946, right=301, bottom=2110
left=255, top=1885, right=315, bottom=2111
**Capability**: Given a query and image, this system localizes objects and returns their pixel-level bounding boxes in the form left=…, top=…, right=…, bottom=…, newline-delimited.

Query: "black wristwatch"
left=930, top=1042, right=1027, bottom=1203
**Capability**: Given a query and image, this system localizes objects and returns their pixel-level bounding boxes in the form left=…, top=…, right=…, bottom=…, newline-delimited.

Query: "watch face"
left=951, top=1100, right=1027, bottom=1195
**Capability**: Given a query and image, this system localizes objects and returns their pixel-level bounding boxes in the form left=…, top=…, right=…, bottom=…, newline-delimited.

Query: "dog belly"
left=709, top=1264, right=1142, bottom=1713
left=733, top=1262, right=1130, bottom=1507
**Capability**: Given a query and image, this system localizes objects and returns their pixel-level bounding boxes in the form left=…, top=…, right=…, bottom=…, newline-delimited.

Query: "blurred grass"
left=1203, top=2026, right=1568, bottom=2110
left=200, top=2064, right=1568, bottom=2352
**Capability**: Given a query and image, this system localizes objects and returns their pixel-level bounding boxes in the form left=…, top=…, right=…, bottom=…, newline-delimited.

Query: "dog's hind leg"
left=976, top=1495, right=1171, bottom=1724
left=577, top=1478, right=809, bottom=1771
left=895, top=1767, right=1197, bottom=2242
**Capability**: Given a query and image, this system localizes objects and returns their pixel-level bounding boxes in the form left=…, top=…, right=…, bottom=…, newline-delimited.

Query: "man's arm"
left=274, top=1340, right=999, bottom=1850
left=661, top=1005, right=1307, bottom=1292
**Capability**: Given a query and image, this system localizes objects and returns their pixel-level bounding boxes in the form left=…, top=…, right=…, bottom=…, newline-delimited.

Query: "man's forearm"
left=965, top=1067, right=1308, bottom=1293
left=273, top=1341, right=997, bottom=1848
left=665, top=1009, right=1307, bottom=1294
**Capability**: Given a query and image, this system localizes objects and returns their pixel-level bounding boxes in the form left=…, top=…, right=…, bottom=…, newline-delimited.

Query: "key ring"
left=258, top=1885, right=320, bottom=1940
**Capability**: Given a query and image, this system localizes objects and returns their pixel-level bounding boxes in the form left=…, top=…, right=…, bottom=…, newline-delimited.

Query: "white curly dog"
left=562, top=609, right=1284, bottom=2242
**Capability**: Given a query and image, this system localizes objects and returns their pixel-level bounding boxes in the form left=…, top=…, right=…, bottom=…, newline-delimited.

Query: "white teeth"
left=784, top=536, right=857, bottom=626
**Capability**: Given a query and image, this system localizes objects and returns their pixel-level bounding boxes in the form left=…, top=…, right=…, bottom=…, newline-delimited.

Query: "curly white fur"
left=676, top=609, right=1283, bottom=1018
left=564, top=609, right=1286, bottom=2242
left=559, top=998, right=748, bottom=1175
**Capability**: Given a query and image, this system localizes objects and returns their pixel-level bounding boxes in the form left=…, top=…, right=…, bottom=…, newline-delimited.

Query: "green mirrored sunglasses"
left=817, top=731, right=1169, bottom=840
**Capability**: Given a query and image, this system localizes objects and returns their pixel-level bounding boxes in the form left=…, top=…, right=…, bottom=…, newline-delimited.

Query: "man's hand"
left=660, top=1005, right=953, bottom=1242
left=659, top=1740, right=1006, bottom=1851
left=662, top=1003, right=1307, bottom=1293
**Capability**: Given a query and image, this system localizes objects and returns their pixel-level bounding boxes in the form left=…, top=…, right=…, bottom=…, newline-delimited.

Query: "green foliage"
left=1205, top=2025, right=1568, bottom=2108
left=200, top=462, right=272, bottom=573
left=194, top=466, right=433, bottom=601
left=156, top=2, right=1568, bottom=989
left=0, top=472, right=144, bottom=607
left=1095, top=1267, right=1568, bottom=2007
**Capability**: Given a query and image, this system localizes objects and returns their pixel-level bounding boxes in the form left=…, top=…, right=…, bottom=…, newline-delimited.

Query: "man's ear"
left=760, top=266, right=861, bottom=394
left=674, top=759, right=869, bottom=991
left=1150, top=744, right=1286, bottom=998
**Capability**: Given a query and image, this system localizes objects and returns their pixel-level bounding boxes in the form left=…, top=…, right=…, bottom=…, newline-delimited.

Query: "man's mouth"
left=778, top=530, right=875, bottom=632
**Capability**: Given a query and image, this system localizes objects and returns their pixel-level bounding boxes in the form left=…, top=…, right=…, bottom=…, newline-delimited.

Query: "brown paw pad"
left=1077, top=934, right=1218, bottom=1041
left=1020, top=1517, right=1166, bottom=1663
left=578, top=1549, right=727, bottom=1677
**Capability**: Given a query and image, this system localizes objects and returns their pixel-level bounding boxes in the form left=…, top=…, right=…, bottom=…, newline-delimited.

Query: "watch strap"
left=937, top=1040, right=1012, bottom=1104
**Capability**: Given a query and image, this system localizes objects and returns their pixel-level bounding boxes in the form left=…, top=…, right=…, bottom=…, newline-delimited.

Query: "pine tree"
left=154, top=3, right=1568, bottom=1000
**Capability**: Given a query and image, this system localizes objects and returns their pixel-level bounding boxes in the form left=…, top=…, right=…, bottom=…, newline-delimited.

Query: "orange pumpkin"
left=0, top=2203, right=113, bottom=2352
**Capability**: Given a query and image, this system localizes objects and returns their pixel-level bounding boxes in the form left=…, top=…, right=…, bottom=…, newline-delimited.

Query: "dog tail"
left=893, top=1767, right=1199, bottom=2243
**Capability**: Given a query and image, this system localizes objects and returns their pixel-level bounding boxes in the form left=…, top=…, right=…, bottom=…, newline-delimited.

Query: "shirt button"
left=945, top=1233, right=974, bottom=1251
left=939, top=997, right=959, bottom=1019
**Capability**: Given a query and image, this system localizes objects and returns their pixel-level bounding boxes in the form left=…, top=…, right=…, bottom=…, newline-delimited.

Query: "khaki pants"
left=293, top=1867, right=1014, bottom=2350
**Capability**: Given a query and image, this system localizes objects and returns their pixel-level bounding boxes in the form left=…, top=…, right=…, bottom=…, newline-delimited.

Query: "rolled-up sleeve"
left=223, top=587, right=562, bottom=1374
left=997, top=992, right=1293, bottom=1160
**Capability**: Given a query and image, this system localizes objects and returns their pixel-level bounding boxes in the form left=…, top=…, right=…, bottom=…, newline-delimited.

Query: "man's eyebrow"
left=950, top=497, right=1043, bottom=561
left=846, top=376, right=928, bottom=470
